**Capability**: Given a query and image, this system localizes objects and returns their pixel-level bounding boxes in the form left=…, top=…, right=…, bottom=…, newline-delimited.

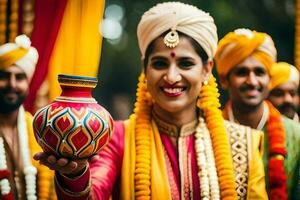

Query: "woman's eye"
left=178, top=60, right=194, bottom=68
left=151, top=60, right=168, bottom=69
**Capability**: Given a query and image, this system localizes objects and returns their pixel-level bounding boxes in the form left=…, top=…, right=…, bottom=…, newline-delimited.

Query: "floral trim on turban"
left=215, top=28, right=277, bottom=80
left=270, top=62, right=299, bottom=90
left=137, top=2, right=218, bottom=59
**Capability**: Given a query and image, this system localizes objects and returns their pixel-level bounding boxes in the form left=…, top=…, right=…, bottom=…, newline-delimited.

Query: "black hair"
left=143, top=31, right=209, bottom=68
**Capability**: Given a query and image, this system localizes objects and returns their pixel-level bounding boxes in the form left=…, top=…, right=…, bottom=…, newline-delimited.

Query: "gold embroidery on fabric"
left=178, top=137, right=190, bottom=199
left=225, top=121, right=249, bottom=199
left=163, top=148, right=180, bottom=200
left=188, top=153, right=194, bottom=200
left=152, top=111, right=197, bottom=137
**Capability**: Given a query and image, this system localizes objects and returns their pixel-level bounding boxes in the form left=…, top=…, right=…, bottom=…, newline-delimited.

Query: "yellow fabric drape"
left=121, top=115, right=172, bottom=199
left=48, top=0, right=104, bottom=101
left=26, top=112, right=56, bottom=200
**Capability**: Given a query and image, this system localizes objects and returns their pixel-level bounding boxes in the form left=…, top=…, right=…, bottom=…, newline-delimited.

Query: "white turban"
left=137, top=2, right=218, bottom=59
left=0, top=34, right=38, bottom=81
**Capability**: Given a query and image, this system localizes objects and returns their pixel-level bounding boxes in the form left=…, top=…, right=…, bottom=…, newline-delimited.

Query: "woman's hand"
left=33, top=152, right=99, bottom=177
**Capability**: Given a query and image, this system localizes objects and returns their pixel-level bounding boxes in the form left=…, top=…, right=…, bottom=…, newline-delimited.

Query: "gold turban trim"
left=215, top=28, right=277, bottom=78
left=269, top=62, right=299, bottom=90
left=137, top=2, right=218, bottom=59
left=0, top=34, right=38, bottom=81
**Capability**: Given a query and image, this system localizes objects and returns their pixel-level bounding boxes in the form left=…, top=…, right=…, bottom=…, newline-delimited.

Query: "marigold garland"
left=0, top=0, right=7, bottom=44
left=265, top=101, right=287, bottom=200
left=8, top=0, right=18, bottom=42
left=133, top=73, right=153, bottom=199
left=197, top=75, right=237, bottom=200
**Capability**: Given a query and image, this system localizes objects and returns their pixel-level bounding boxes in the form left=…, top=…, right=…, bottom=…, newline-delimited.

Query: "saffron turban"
left=137, top=2, right=218, bottom=59
left=269, top=62, right=299, bottom=90
left=0, top=34, right=38, bottom=81
left=215, top=28, right=277, bottom=78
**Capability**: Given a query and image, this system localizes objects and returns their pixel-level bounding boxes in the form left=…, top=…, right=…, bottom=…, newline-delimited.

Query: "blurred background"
left=0, top=0, right=298, bottom=120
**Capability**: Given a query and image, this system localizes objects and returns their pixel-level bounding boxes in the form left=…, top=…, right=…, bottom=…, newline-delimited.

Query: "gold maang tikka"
left=164, top=27, right=179, bottom=48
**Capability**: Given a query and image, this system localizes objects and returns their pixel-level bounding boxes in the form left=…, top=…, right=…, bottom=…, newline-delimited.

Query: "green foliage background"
left=94, top=0, right=296, bottom=119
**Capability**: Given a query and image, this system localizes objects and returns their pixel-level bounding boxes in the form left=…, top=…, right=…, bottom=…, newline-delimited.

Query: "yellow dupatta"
left=120, top=114, right=171, bottom=199
left=26, top=112, right=56, bottom=200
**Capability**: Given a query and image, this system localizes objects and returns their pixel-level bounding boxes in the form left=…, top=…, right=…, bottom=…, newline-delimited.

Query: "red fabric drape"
left=23, top=0, right=67, bottom=113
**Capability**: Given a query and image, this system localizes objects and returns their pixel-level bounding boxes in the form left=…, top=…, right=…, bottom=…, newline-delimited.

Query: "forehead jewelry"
left=164, top=27, right=179, bottom=48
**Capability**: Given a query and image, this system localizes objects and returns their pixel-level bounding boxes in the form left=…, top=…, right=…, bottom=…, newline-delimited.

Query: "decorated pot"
left=33, top=74, right=113, bottom=159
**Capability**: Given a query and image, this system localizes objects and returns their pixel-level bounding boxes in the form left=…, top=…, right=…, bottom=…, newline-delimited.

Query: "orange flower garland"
left=265, top=101, right=287, bottom=200
left=0, top=0, right=7, bottom=44
left=197, top=75, right=237, bottom=200
left=8, top=0, right=18, bottom=42
left=133, top=73, right=153, bottom=199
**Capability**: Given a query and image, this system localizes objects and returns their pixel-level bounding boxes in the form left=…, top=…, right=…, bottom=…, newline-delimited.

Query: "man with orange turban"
left=268, top=62, right=300, bottom=122
left=216, top=28, right=300, bottom=200
left=0, top=34, right=55, bottom=199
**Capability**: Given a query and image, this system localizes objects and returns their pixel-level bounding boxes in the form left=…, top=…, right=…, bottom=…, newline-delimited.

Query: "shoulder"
left=224, top=120, right=263, bottom=149
left=282, top=115, right=300, bottom=130
left=281, top=116, right=300, bottom=138
left=224, top=120, right=262, bottom=136
left=112, top=120, right=126, bottom=137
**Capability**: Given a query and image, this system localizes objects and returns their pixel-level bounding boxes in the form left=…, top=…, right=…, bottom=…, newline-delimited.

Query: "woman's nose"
left=163, top=65, right=181, bottom=84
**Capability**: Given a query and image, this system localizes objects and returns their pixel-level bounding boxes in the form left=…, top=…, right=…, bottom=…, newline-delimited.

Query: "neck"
left=231, top=101, right=265, bottom=129
left=153, top=104, right=197, bottom=127
left=0, top=109, right=19, bottom=127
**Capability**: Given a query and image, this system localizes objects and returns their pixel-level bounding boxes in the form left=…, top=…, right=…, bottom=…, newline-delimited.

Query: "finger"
left=57, top=158, right=69, bottom=167
left=68, top=161, right=78, bottom=170
left=47, top=155, right=57, bottom=164
left=39, top=159, right=55, bottom=169
left=33, top=152, right=45, bottom=160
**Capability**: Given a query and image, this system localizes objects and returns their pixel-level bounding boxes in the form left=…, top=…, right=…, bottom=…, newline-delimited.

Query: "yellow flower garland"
left=197, top=75, right=237, bottom=200
left=134, top=73, right=153, bottom=199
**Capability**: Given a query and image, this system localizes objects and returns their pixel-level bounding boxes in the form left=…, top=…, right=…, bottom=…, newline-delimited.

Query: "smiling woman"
left=145, top=36, right=211, bottom=122
left=34, top=2, right=268, bottom=200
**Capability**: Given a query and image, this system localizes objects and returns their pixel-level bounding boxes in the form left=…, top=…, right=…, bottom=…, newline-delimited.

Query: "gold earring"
left=203, top=80, right=208, bottom=85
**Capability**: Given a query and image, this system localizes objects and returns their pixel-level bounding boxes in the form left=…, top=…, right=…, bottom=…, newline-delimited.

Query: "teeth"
left=163, top=88, right=183, bottom=94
